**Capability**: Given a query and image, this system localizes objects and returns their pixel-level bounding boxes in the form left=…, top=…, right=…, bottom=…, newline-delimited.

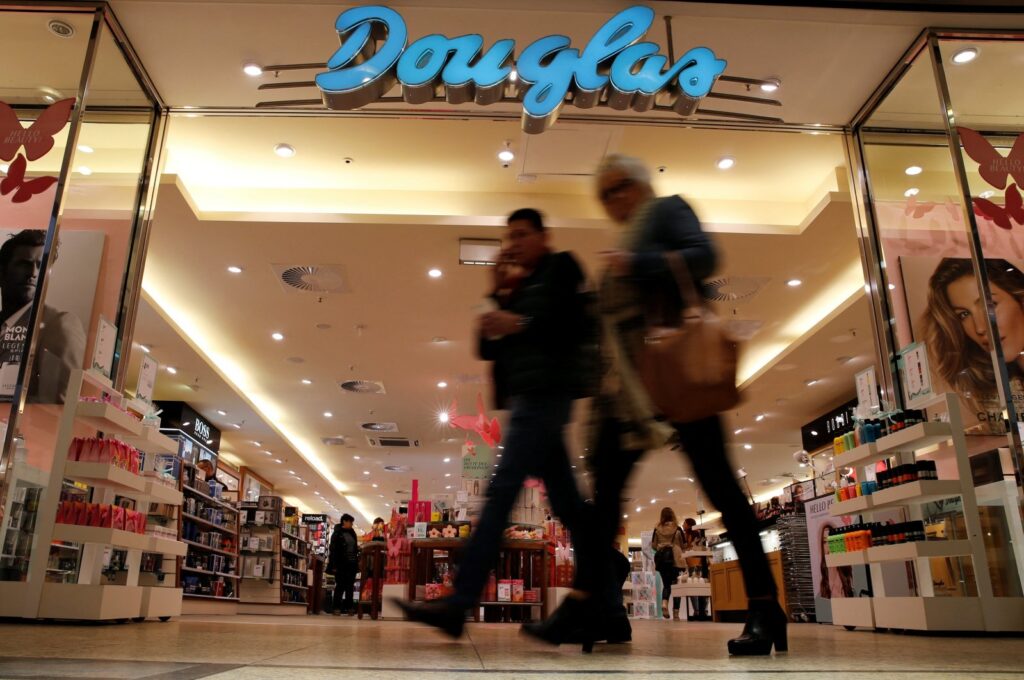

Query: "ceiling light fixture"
left=253, top=441, right=263, bottom=447
left=77, top=166, right=92, bottom=176
left=353, top=455, right=361, bottom=460
left=274, top=459, right=283, bottom=464
left=509, top=69, right=518, bottom=83
left=166, top=366, right=177, bottom=375
left=139, top=344, right=151, bottom=354
left=755, top=414, right=766, bottom=422
left=428, top=268, right=442, bottom=279
left=734, top=428, right=743, bottom=435
left=444, top=473, right=452, bottom=478
left=805, top=378, right=819, bottom=386
left=904, top=187, right=920, bottom=198
left=905, top=165, right=923, bottom=176
left=243, top=62, right=263, bottom=76
left=786, top=279, right=802, bottom=287
left=323, top=411, right=333, bottom=418
left=497, top=142, right=515, bottom=163
left=437, top=381, right=448, bottom=388
left=810, top=430, right=818, bottom=436
left=288, top=470, right=295, bottom=475
left=744, top=444, right=753, bottom=450
left=760, top=78, right=780, bottom=93
left=716, top=156, right=735, bottom=170
left=273, top=143, right=296, bottom=158
left=217, top=410, right=227, bottom=416
left=438, top=411, right=450, bottom=424
left=301, top=379, right=312, bottom=385
left=443, top=457, right=451, bottom=463
left=77, top=144, right=93, bottom=154
left=271, top=332, right=285, bottom=341
left=363, top=470, right=370, bottom=475
left=227, top=266, right=243, bottom=274
left=951, top=47, right=978, bottom=64
left=635, top=506, right=642, bottom=513
left=980, top=190, right=995, bottom=199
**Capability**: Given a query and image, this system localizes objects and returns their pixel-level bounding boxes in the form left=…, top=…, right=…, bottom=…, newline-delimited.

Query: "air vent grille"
left=321, top=436, right=348, bottom=446
left=273, top=264, right=350, bottom=294
left=367, top=436, right=419, bottom=448
left=360, top=422, right=397, bottom=432
left=340, top=380, right=386, bottom=395
left=384, top=465, right=410, bottom=472
left=705, top=276, right=771, bottom=303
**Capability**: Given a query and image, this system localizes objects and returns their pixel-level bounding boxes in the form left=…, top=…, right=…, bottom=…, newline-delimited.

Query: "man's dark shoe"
left=394, top=598, right=465, bottom=639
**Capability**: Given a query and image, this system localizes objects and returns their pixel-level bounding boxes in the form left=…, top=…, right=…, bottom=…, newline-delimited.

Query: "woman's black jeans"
left=592, top=414, right=777, bottom=603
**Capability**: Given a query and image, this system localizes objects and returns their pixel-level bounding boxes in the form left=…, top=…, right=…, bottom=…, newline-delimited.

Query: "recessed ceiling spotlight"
left=649, top=498, right=656, bottom=504
left=353, top=455, right=361, bottom=460
left=760, top=78, right=780, bottom=93
left=755, top=414, right=766, bottom=422
left=271, top=332, right=285, bottom=341
left=363, top=470, right=370, bottom=475
left=264, top=451, right=272, bottom=456
left=905, top=165, right=923, bottom=176
left=227, top=266, right=243, bottom=274
left=230, top=423, right=241, bottom=430
left=744, top=444, right=753, bottom=450
left=77, top=166, right=92, bottom=176
left=253, top=441, right=262, bottom=447
left=904, top=187, right=920, bottom=198
left=274, top=459, right=283, bottom=464
left=951, top=47, right=978, bottom=64
left=497, top=142, right=515, bottom=163
left=445, top=473, right=451, bottom=478
left=786, top=279, right=802, bottom=287
left=438, top=411, right=450, bottom=424
left=431, top=336, right=448, bottom=344
left=805, top=378, right=819, bottom=386
left=77, top=144, right=93, bottom=154
left=716, top=156, right=735, bottom=170
left=437, top=381, right=448, bottom=389
left=315, top=491, right=321, bottom=496
left=42, top=94, right=56, bottom=104
left=635, top=506, right=642, bottom=513
left=323, top=411, right=333, bottom=418
left=446, top=485, right=452, bottom=490
left=443, top=457, right=451, bottom=463
left=372, top=483, right=379, bottom=488
left=301, top=379, right=312, bottom=385
left=428, top=268, right=443, bottom=279
left=273, top=143, right=296, bottom=158
left=668, top=489, right=676, bottom=494
left=811, top=430, right=819, bottom=436
left=623, top=514, right=629, bottom=519
left=139, top=344, right=151, bottom=354
left=243, top=62, right=263, bottom=76
left=288, top=470, right=295, bottom=475
left=217, top=410, right=227, bottom=416
left=509, top=69, right=518, bottom=83
left=302, top=482, right=308, bottom=486
left=980, top=190, right=995, bottom=199
left=166, top=366, right=178, bottom=375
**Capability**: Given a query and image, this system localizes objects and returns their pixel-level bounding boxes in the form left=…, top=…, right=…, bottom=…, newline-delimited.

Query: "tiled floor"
left=0, top=614, right=1022, bottom=679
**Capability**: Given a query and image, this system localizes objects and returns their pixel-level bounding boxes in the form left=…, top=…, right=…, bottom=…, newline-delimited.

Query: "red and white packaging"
left=111, top=506, right=125, bottom=531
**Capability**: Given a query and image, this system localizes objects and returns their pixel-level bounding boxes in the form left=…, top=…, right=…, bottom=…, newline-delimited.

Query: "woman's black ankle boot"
left=727, top=599, right=788, bottom=656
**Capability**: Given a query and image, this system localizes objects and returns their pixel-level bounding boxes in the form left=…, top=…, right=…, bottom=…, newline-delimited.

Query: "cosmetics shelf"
left=825, top=550, right=869, bottom=568
left=833, top=421, right=953, bottom=469
left=829, top=495, right=872, bottom=517
left=866, top=539, right=973, bottom=563
left=75, top=402, right=143, bottom=438
left=143, top=480, right=182, bottom=505
left=872, top=596, right=985, bottom=632
left=147, top=535, right=188, bottom=557
left=120, top=428, right=178, bottom=455
left=52, top=524, right=150, bottom=551
left=64, top=462, right=146, bottom=494
left=865, top=480, right=962, bottom=513
left=38, top=583, right=143, bottom=621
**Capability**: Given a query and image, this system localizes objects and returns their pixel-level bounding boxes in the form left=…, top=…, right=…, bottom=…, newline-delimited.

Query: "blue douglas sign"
left=315, top=5, right=726, bottom=133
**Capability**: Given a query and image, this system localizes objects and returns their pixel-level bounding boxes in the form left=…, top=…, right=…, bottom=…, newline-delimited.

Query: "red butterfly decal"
left=904, top=196, right=936, bottom=219
left=973, top=184, right=1024, bottom=230
left=448, top=394, right=502, bottom=447
left=0, top=98, right=75, bottom=162
left=958, top=126, right=1024, bottom=190
left=0, top=154, right=58, bottom=204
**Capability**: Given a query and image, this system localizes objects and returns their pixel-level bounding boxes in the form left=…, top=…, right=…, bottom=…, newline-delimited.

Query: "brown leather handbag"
left=637, top=253, right=741, bottom=422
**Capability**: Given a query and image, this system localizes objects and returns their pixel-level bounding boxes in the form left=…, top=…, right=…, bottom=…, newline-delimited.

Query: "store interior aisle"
left=0, top=616, right=1022, bottom=679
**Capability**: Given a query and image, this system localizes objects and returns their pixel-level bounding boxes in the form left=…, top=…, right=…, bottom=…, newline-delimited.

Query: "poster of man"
left=0, top=229, right=103, bottom=404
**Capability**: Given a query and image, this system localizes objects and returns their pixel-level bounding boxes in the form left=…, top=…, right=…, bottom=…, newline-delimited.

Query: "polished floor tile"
left=0, top=614, right=1022, bottom=679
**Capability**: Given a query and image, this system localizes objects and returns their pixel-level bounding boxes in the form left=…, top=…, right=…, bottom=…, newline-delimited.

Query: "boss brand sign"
left=315, top=5, right=726, bottom=133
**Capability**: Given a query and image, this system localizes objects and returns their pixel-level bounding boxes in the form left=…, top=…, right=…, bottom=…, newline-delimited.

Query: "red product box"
left=111, top=506, right=125, bottom=531
left=129, top=448, right=140, bottom=475
left=99, top=504, right=113, bottom=528
left=511, top=579, right=524, bottom=603
left=87, top=503, right=102, bottom=527
left=56, top=500, right=73, bottom=524
left=67, top=438, right=82, bottom=462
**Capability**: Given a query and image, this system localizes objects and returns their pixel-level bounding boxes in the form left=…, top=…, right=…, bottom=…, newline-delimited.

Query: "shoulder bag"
left=637, top=252, right=741, bottom=422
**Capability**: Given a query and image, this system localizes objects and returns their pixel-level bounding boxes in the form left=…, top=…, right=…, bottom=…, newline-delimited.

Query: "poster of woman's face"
left=902, top=256, right=1024, bottom=430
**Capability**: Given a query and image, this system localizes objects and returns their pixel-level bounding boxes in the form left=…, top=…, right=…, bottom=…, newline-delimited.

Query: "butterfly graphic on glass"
left=0, top=154, right=57, bottom=203
left=0, top=98, right=75, bottom=162
left=958, top=127, right=1024, bottom=230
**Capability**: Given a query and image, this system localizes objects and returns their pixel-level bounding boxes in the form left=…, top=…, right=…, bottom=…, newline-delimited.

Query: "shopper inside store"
left=0, top=2, right=1022, bottom=679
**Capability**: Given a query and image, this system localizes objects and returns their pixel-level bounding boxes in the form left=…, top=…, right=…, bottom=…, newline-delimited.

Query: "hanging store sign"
left=315, top=5, right=727, bottom=134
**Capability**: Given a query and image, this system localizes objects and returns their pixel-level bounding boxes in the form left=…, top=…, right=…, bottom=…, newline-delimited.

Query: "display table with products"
left=407, top=538, right=548, bottom=623
left=826, top=394, right=1024, bottom=633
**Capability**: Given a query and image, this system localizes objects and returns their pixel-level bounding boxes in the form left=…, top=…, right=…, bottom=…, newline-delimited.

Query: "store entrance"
left=121, top=113, right=880, bottom=625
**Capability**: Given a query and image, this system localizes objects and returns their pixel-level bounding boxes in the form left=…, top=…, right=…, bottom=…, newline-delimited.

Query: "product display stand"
left=179, top=451, right=240, bottom=612
left=238, top=507, right=308, bottom=615
left=0, top=370, right=187, bottom=621
left=827, top=393, right=1024, bottom=632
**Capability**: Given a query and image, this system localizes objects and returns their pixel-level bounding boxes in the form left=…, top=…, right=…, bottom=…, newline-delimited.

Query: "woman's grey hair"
left=595, top=153, right=652, bottom=187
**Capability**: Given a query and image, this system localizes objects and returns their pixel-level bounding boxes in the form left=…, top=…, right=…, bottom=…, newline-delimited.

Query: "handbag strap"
left=665, top=251, right=702, bottom=311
